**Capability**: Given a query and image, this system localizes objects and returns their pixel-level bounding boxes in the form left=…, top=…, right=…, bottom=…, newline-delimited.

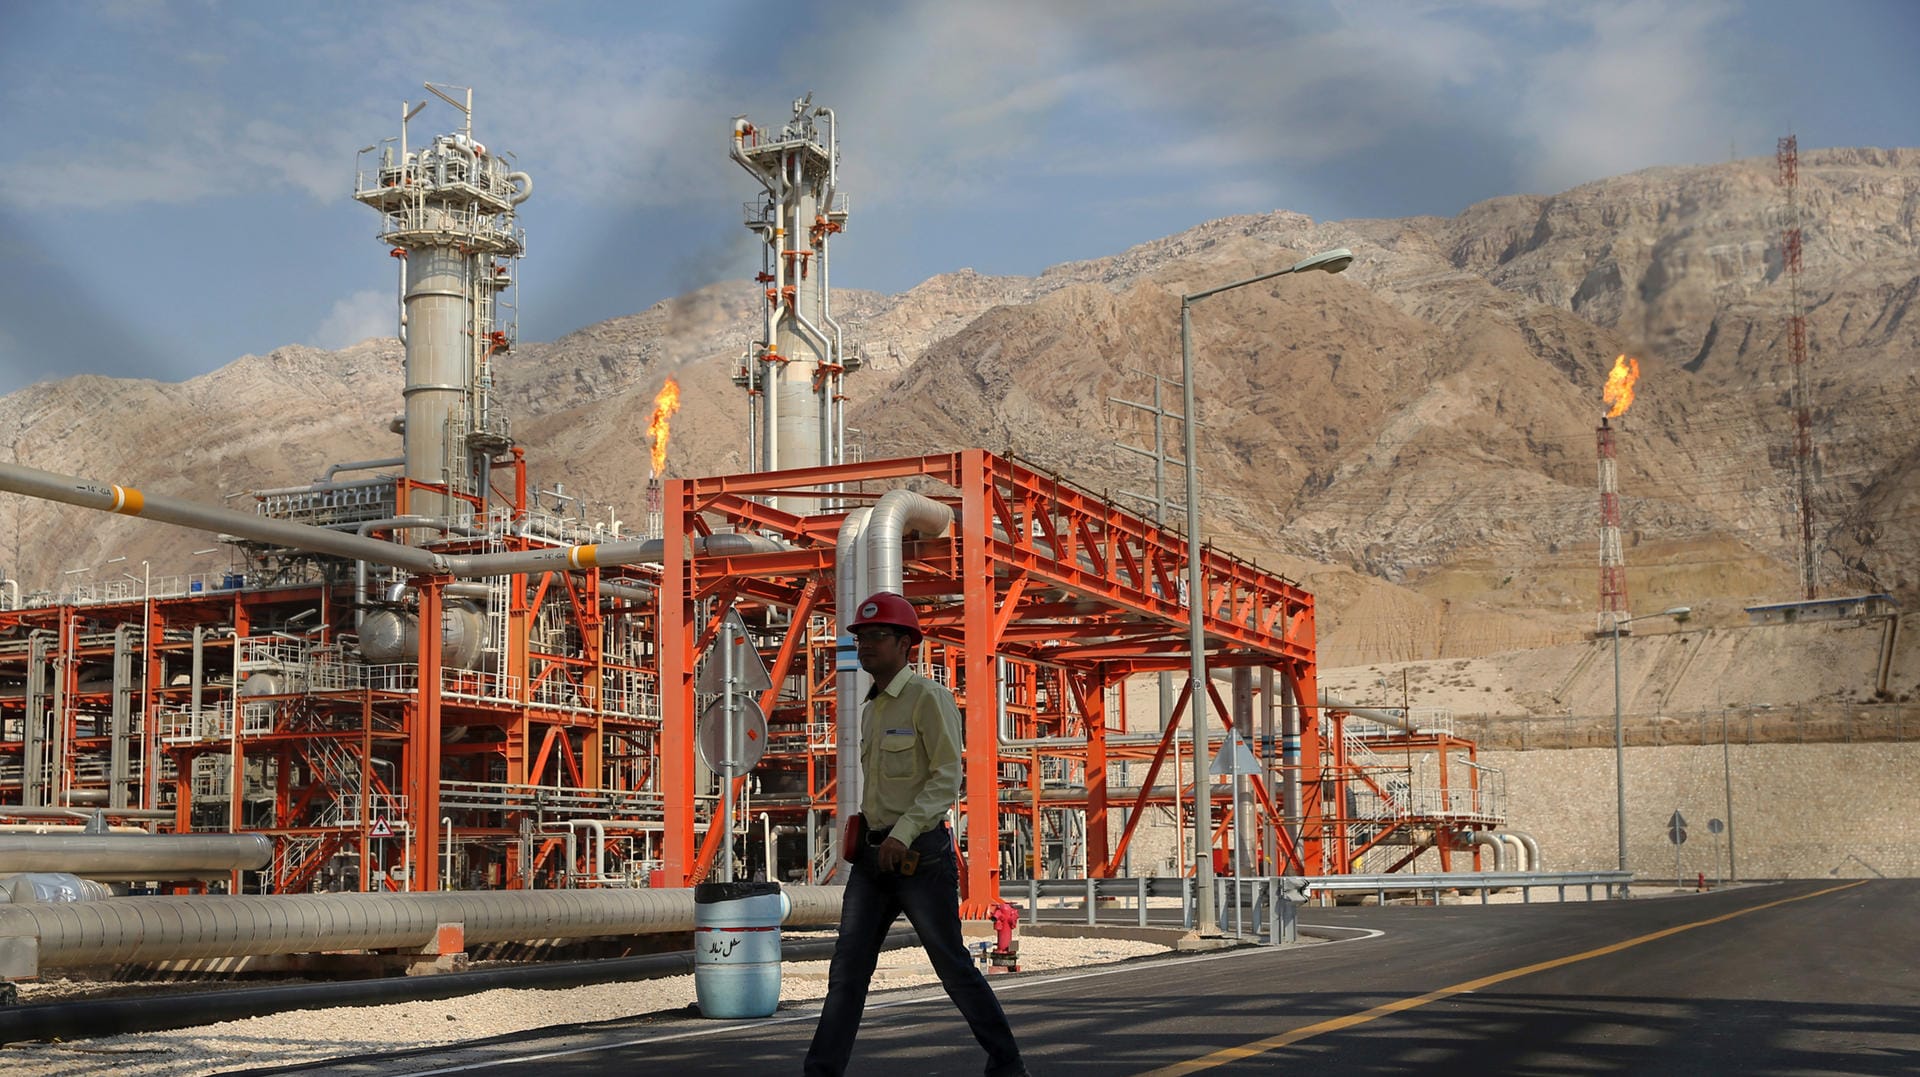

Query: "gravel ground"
left=1, top=932, right=1170, bottom=1076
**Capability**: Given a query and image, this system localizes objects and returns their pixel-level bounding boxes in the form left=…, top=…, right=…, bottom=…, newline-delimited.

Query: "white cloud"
left=311, top=289, right=393, bottom=350
left=1511, top=1, right=1747, bottom=192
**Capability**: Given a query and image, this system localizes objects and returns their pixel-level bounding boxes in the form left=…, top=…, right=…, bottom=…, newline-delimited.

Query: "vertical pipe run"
left=1613, top=627, right=1628, bottom=873
left=831, top=508, right=872, bottom=885
left=52, top=618, right=68, bottom=807
left=110, top=626, right=132, bottom=810
left=1259, top=667, right=1276, bottom=875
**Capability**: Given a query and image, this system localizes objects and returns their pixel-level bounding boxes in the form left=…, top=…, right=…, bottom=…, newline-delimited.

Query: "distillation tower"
left=730, top=95, right=856, bottom=504
left=354, top=84, right=532, bottom=522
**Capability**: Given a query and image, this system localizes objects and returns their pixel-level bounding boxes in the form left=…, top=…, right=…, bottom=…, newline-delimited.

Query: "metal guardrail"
left=1009, top=870, right=1635, bottom=946
left=1010, top=876, right=1303, bottom=945
left=1301, top=870, right=1634, bottom=905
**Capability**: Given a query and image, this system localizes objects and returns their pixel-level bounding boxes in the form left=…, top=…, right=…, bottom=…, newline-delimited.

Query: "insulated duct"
left=865, top=490, right=953, bottom=595
left=1467, top=831, right=1509, bottom=872
left=1503, top=830, right=1541, bottom=872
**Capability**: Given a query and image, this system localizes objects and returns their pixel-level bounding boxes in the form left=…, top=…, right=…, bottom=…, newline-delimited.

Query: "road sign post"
left=696, top=609, right=774, bottom=883
left=722, top=614, right=735, bottom=882
left=1707, top=818, right=1725, bottom=888
left=1668, top=810, right=1688, bottom=888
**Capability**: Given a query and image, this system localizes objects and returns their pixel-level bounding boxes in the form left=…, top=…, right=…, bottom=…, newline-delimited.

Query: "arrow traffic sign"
left=695, top=608, right=774, bottom=694
left=1667, top=810, right=1688, bottom=846
left=697, top=693, right=768, bottom=776
left=1208, top=730, right=1262, bottom=777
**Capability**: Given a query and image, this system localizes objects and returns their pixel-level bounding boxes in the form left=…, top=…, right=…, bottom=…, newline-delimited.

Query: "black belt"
left=862, top=825, right=897, bottom=846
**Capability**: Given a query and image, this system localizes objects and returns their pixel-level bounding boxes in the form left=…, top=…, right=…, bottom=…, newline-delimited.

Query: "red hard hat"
left=848, top=591, right=922, bottom=644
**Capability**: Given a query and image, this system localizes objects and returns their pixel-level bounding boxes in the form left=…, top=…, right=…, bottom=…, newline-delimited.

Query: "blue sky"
left=1, top=0, right=1915, bottom=395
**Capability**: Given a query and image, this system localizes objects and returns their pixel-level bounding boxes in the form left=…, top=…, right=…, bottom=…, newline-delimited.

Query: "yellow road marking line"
left=1137, top=880, right=1870, bottom=1076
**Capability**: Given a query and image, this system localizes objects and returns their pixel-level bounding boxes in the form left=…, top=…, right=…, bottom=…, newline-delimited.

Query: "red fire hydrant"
left=990, top=901, right=1020, bottom=953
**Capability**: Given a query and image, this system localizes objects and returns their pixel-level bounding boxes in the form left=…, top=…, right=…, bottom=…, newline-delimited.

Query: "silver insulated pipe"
left=820, top=491, right=953, bottom=883
left=0, top=885, right=848, bottom=978
left=0, top=833, right=272, bottom=881
left=0, top=461, right=782, bottom=579
left=864, top=490, right=953, bottom=597
left=830, top=508, right=872, bottom=884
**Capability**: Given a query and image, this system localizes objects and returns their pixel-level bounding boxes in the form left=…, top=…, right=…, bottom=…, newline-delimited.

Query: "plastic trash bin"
left=694, top=880, right=789, bottom=1018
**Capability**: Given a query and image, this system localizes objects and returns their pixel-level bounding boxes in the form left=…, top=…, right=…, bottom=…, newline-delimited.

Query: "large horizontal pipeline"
left=0, top=462, right=780, bottom=578
left=0, top=833, right=273, bottom=881
left=0, top=885, right=846, bottom=977
left=0, top=925, right=918, bottom=1046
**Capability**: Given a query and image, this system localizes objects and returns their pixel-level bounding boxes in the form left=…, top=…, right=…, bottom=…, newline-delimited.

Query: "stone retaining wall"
left=1479, top=742, right=1920, bottom=880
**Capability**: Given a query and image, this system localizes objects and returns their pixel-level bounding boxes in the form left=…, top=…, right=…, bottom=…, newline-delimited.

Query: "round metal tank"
left=358, top=608, right=413, bottom=664
left=441, top=600, right=487, bottom=668
left=357, top=601, right=487, bottom=668
left=0, top=873, right=112, bottom=903
left=239, top=670, right=289, bottom=697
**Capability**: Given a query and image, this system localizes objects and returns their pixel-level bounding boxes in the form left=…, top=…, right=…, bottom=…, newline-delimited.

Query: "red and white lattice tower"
left=1778, top=134, right=1818, bottom=599
left=1597, top=418, right=1629, bottom=636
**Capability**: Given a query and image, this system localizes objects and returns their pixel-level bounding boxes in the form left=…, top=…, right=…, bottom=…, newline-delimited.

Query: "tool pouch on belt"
left=841, top=813, right=867, bottom=862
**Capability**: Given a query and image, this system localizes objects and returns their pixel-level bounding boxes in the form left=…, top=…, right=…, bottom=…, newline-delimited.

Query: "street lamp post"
left=1180, top=248, right=1352, bottom=934
left=1611, top=605, right=1691, bottom=873
left=1721, top=707, right=1737, bottom=884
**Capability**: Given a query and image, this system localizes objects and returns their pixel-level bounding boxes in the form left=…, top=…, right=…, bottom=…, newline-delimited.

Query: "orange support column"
left=658, top=479, right=698, bottom=882
left=1079, top=671, right=1112, bottom=876
left=1286, top=601, right=1327, bottom=875
left=409, top=578, right=446, bottom=891
left=959, top=449, right=1002, bottom=915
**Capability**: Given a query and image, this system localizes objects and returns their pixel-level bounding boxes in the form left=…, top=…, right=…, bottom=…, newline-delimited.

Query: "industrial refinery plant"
left=0, top=87, right=1514, bottom=979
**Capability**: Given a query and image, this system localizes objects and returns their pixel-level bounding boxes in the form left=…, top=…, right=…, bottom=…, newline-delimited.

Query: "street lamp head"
left=1289, top=247, right=1354, bottom=275
left=1662, top=606, right=1692, bottom=618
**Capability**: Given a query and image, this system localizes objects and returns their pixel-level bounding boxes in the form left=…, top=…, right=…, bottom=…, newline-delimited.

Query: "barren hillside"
left=3, top=148, right=1915, bottom=671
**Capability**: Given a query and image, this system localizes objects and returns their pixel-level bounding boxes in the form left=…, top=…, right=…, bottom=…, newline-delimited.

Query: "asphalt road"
left=263, top=879, right=1919, bottom=1076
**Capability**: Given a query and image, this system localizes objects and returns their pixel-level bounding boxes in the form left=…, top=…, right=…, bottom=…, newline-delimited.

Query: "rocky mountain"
left=3, top=148, right=1915, bottom=667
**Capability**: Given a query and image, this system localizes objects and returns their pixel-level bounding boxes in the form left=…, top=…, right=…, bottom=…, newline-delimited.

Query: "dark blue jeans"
left=803, top=827, right=1025, bottom=1076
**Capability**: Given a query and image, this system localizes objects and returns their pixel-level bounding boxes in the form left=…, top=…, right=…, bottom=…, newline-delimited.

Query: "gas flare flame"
left=646, top=377, right=681, bottom=477
left=1602, top=355, right=1641, bottom=418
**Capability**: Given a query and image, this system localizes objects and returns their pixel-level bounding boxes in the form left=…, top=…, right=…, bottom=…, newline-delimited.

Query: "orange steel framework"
left=0, top=449, right=1503, bottom=904
left=652, top=445, right=1344, bottom=906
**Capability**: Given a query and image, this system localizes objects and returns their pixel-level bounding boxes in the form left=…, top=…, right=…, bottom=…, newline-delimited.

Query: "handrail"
left=1301, top=869, right=1633, bottom=904
left=1007, top=870, right=1636, bottom=945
